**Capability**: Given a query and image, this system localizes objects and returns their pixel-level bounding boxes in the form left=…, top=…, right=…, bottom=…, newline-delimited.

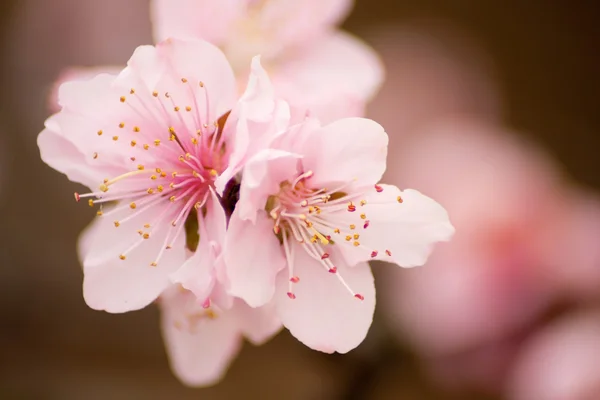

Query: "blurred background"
left=1, top=0, right=599, bottom=399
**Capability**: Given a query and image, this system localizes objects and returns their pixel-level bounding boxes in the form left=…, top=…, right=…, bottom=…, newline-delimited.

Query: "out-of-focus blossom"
left=507, top=310, right=600, bottom=400
left=224, top=116, right=454, bottom=353
left=159, top=286, right=281, bottom=386
left=151, top=0, right=384, bottom=122
left=38, top=38, right=283, bottom=313
left=381, top=118, right=562, bottom=359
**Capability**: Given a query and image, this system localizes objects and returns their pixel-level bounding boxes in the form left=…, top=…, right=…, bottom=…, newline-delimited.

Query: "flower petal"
left=223, top=209, right=286, bottom=307
left=273, top=31, right=384, bottom=123
left=160, top=287, right=242, bottom=387
left=233, top=298, right=282, bottom=345
left=215, top=57, right=290, bottom=194
left=339, top=185, right=455, bottom=267
left=81, top=202, right=186, bottom=313
left=151, top=0, right=243, bottom=44
left=300, top=117, right=388, bottom=188
left=237, top=149, right=301, bottom=223
left=275, top=247, right=375, bottom=353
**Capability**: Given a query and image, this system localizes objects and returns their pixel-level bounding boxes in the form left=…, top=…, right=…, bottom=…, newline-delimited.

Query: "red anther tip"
left=385, top=249, right=392, bottom=256
left=347, top=205, right=356, bottom=212
left=74, top=192, right=80, bottom=202
left=374, top=184, right=383, bottom=193
left=287, top=292, right=296, bottom=299
left=363, top=220, right=370, bottom=229
left=328, top=267, right=337, bottom=274
left=354, top=294, right=365, bottom=301
left=321, top=253, right=330, bottom=260
left=290, top=276, right=300, bottom=283
left=370, top=251, right=378, bottom=258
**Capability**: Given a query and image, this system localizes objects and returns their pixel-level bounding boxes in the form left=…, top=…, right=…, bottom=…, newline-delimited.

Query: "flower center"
left=267, top=171, right=368, bottom=301
left=74, top=78, right=231, bottom=267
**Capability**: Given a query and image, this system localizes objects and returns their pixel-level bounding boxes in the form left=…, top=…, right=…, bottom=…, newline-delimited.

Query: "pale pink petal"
left=81, top=203, right=186, bottom=313
left=300, top=118, right=388, bottom=189
left=275, top=247, right=375, bottom=353
left=233, top=298, right=282, bottom=345
left=151, top=0, right=244, bottom=44
left=339, top=185, right=454, bottom=268
left=160, top=287, right=242, bottom=387
left=508, top=311, right=600, bottom=400
left=216, top=57, right=290, bottom=194
left=237, top=149, right=301, bottom=223
left=273, top=31, right=384, bottom=123
left=170, top=190, right=227, bottom=301
left=49, top=65, right=123, bottom=113
left=37, top=124, right=107, bottom=189
left=224, top=209, right=286, bottom=307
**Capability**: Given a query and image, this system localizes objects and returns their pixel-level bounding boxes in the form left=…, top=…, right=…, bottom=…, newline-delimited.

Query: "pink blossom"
left=507, top=310, right=600, bottom=400
left=38, top=38, right=281, bottom=313
left=151, top=0, right=383, bottom=122
left=159, top=285, right=281, bottom=387
left=380, top=118, right=561, bottom=358
left=224, top=117, right=454, bottom=353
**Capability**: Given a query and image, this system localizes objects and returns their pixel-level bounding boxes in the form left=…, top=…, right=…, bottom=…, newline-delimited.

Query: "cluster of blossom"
left=37, top=0, right=454, bottom=386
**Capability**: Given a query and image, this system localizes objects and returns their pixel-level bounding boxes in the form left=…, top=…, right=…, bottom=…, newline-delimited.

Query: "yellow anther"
left=353, top=241, right=360, bottom=247
left=169, top=182, right=175, bottom=188
left=334, top=228, right=341, bottom=234
left=157, top=185, right=164, bottom=192
left=97, top=130, right=103, bottom=136
left=112, top=136, right=119, bottom=141
left=144, top=224, right=151, bottom=228
left=169, top=127, right=176, bottom=134
left=172, top=172, right=178, bottom=178
left=143, top=144, right=149, bottom=150
left=191, top=137, right=198, bottom=145
left=150, top=262, right=157, bottom=267
left=345, top=235, right=352, bottom=241
left=160, top=171, right=166, bottom=178
left=143, top=233, right=150, bottom=239
left=133, top=126, right=140, bottom=132
left=199, top=81, right=204, bottom=87
left=88, top=199, right=94, bottom=207
left=118, top=122, right=125, bottom=128
left=147, top=188, right=155, bottom=194
left=130, top=140, right=137, bottom=147
left=96, top=210, right=103, bottom=216
left=93, top=152, right=98, bottom=159
left=174, top=106, right=180, bottom=112
left=360, top=200, right=367, bottom=206
left=169, top=196, right=176, bottom=202
left=130, top=88, right=135, bottom=94
left=186, top=106, right=192, bottom=112
left=181, top=78, right=188, bottom=83
left=154, top=139, right=161, bottom=146
left=150, top=175, right=157, bottom=180
left=349, top=224, right=356, bottom=230
left=353, top=234, right=360, bottom=240
left=130, top=202, right=136, bottom=209
left=119, top=96, right=126, bottom=103
left=360, top=213, right=366, bottom=220
left=152, top=91, right=158, bottom=97
left=119, top=254, right=126, bottom=260
left=209, top=169, right=218, bottom=177
left=137, top=164, right=145, bottom=170
left=114, top=221, right=120, bottom=227
left=397, top=196, right=403, bottom=203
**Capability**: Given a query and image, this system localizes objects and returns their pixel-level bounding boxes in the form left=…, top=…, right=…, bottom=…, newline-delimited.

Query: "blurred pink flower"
left=507, top=310, right=600, bottom=400
left=38, top=39, right=283, bottom=313
left=159, top=285, right=281, bottom=387
left=381, top=118, right=562, bottom=359
left=151, top=0, right=383, bottom=122
left=224, top=117, right=454, bottom=353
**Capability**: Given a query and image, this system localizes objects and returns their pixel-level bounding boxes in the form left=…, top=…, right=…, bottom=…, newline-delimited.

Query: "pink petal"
left=233, top=298, right=282, bottom=345
left=49, top=65, right=123, bottom=113
left=159, top=287, right=243, bottom=387
left=81, top=203, right=186, bottom=313
left=223, top=209, right=286, bottom=307
left=237, top=149, right=301, bottom=223
left=273, top=31, right=384, bottom=123
left=215, top=57, right=290, bottom=194
left=37, top=125, right=107, bottom=189
left=151, top=0, right=244, bottom=44
left=300, top=118, right=388, bottom=189
left=275, top=247, right=375, bottom=353
left=340, top=185, right=455, bottom=268
left=170, top=191, right=227, bottom=300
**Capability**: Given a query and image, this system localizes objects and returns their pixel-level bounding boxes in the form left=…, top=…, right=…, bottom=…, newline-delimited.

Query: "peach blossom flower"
left=224, top=117, right=454, bottom=353
left=151, top=0, right=383, bottom=122
left=38, top=39, right=284, bottom=313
